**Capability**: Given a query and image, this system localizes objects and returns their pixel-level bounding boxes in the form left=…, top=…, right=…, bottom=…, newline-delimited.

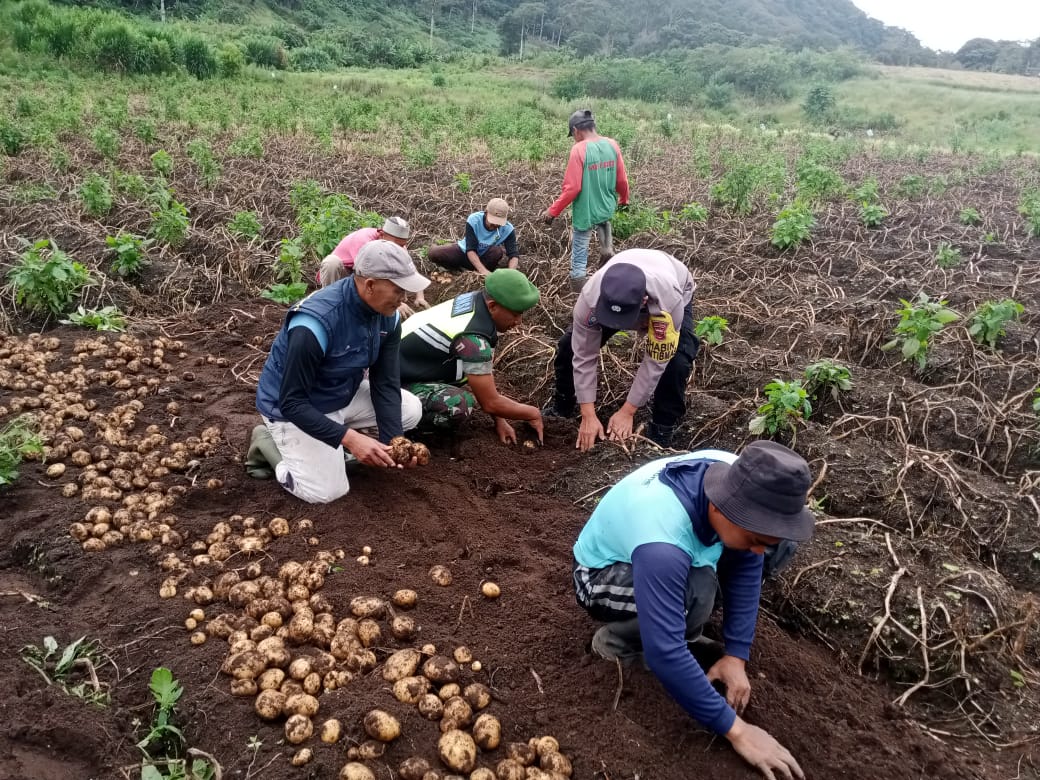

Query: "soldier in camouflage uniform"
left=399, top=269, right=544, bottom=444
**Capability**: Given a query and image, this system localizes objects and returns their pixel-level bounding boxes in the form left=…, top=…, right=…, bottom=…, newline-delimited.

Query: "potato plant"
left=0, top=414, right=42, bottom=487
left=771, top=201, right=814, bottom=250
left=802, top=359, right=852, bottom=404
left=106, top=232, right=152, bottom=278
left=749, top=379, right=812, bottom=437
left=6, top=239, right=94, bottom=315
left=935, top=242, right=961, bottom=268
left=881, top=293, right=959, bottom=371
left=79, top=171, right=113, bottom=216
left=968, top=298, right=1023, bottom=350
left=61, top=305, right=128, bottom=332
left=694, top=315, right=728, bottom=347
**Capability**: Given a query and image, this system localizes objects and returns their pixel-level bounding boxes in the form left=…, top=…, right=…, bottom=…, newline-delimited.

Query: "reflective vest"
left=399, top=291, right=498, bottom=384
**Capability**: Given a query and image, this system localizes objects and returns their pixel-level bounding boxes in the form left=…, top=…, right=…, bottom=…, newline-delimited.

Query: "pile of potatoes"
left=389, top=436, right=432, bottom=466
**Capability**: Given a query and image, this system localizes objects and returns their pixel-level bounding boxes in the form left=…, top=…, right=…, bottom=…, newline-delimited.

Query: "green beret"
left=484, top=269, right=539, bottom=312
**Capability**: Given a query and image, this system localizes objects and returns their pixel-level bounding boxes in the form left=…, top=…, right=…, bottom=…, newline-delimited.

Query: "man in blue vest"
left=399, top=269, right=544, bottom=445
left=248, top=241, right=429, bottom=503
left=427, top=198, right=520, bottom=276
left=573, top=442, right=813, bottom=780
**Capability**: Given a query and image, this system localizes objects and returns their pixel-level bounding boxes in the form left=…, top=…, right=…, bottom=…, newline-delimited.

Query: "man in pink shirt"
left=318, top=216, right=427, bottom=313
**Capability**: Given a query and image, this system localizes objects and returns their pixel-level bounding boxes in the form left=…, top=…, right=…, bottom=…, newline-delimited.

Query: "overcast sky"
left=852, top=1, right=1040, bottom=51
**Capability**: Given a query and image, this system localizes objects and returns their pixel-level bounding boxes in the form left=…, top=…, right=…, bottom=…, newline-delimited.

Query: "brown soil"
left=1, top=133, right=1039, bottom=780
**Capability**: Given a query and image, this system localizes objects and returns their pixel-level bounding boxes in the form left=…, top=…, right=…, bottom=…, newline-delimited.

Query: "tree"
left=955, top=38, right=1000, bottom=70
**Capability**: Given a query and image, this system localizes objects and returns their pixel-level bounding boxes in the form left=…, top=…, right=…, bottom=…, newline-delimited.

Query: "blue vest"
left=573, top=451, right=736, bottom=570
left=457, top=212, right=514, bottom=257
left=256, top=278, right=400, bottom=421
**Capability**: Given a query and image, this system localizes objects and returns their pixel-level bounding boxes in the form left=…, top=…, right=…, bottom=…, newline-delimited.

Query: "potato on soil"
left=505, top=743, right=536, bottom=766
left=291, top=748, right=313, bottom=766
left=190, top=631, right=207, bottom=645
left=258, top=668, right=285, bottom=691
left=532, top=736, right=559, bottom=757
left=471, top=769, right=496, bottom=780
left=423, top=655, right=460, bottom=684
left=255, top=690, right=286, bottom=720
left=441, top=696, right=473, bottom=728
left=284, top=692, right=320, bottom=717
left=539, top=752, right=572, bottom=776
left=463, top=683, right=492, bottom=710
left=257, top=637, right=290, bottom=668
left=339, top=763, right=375, bottom=780
left=392, top=588, right=418, bottom=608
left=481, top=582, right=501, bottom=599
left=363, top=709, right=401, bottom=742
left=438, top=683, right=462, bottom=701
left=230, top=679, right=257, bottom=697
left=356, top=740, right=386, bottom=760
left=452, top=646, right=473, bottom=664
left=429, top=565, right=453, bottom=586
left=391, top=614, right=418, bottom=640
left=473, top=713, right=501, bottom=751
left=222, top=650, right=265, bottom=681
left=393, top=675, right=432, bottom=704
left=288, top=657, right=313, bottom=680
left=417, top=693, right=443, bottom=720
left=285, top=713, right=313, bottom=744
left=357, top=618, right=381, bottom=647
left=495, top=759, right=526, bottom=780
left=399, top=757, right=433, bottom=780
left=349, top=596, right=386, bottom=619
left=383, top=648, right=422, bottom=682
left=438, top=729, right=478, bottom=774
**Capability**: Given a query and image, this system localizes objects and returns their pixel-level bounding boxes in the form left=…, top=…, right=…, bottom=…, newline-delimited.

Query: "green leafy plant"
left=114, top=171, right=149, bottom=199
left=771, top=201, right=814, bottom=250
left=694, top=315, right=729, bottom=346
left=296, top=192, right=380, bottom=259
left=137, top=667, right=214, bottom=780
left=6, top=239, right=93, bottom=315
left=851, top=178, right=880, bottom=204
left=150, top=149, right=173, bottom=178
left=261, top=282, right=308, bottom=305
left=711, top=160, right=782, bottom=215
left=803, top=359, right=853, bottom=404
left=881, top=292, right=959, bottom=371
left=228, top=134, right=263, bottom=158
left=935, top=243, right=961, bottom=268
left=896, top=174, right=926, bottom=199
left=0, top=415, right=42, bottom=487
left=611, top=201, right=670, bottom=240
left=749, top=379, right=812, bottom=437
left=1033, top=388, right=1040, bottom=423
left=186, top=139, right=220, bottom=188
left=262, top=237, right=308, bottom=304
left=958, top=207, right=982, bottom=226
left=106, top=232, right=152, bottom=278
left=228, top=211, right=263, bottom=240
left=677, top=202, right=709, bottom=223
left=1018, top=190, right=1040, bottom=237
left=79, top=172, right=113, bottom=217
left=20, top=635, right=109, bottom=705
left=795, top=158, right=845, bottom=202
left=860, top=202, right=887, bottom=228
left=452, top=172, right=472, bottom=193
left=150, top=186, right=189, bottom=247
left=90, top=126, right=119, bottom=160
left=968, top=298, right=1023, bottom=350
left=61, top=305, right=127, bottom=332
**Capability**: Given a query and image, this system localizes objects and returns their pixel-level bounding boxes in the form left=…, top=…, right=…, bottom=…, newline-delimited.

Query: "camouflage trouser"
left=407, top=383, right=475, bottom=430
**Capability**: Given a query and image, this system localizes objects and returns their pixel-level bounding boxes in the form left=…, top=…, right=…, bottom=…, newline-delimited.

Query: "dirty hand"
left=397, top=301, right=415, bottom=318
left=343, top=430, right=397, bottom=468
left=541, top=209, right=555, bottom=224
left=414, top=294, right=430, bottom=309
left=707, top=655, right=751, bottom=714
left=576, top=412, right=606, bottom=452
left=495, top=417, right=517, bottom=445
left=606, top=408, right=636, bottom=442
left=527, top=412, right=545, bottom=444
left=726, top=719, right=803, bottom=780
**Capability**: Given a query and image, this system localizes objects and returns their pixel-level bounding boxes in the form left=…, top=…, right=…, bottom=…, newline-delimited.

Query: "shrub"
left=150, top=186, right=189, bottom=247
left=297, top=194, right=379, bottom=258
left=796, top=158, right=845, bottom=202
left=851, top=179, right=880, bottom=204
left=61, top=305, right=127, bottom=331
left=881, top=292, right=959, bottom=371
left=0, top=416, right=43, bottom=488
left=290, top=46, right=333, bottom=72
left=711, top=157, right=784, bottom=215
left=935, top=243, right=961, bottom=268
left=40, top=15, right=79, bottom=59
left=749, top=380, right=812, bottom=437
left=0, top=119, right=28, bottom=156
left=228, top=211, right=263, bottom=240
left=228, top=134, right=263, bottom=158
left=79, top=172, right=113, bottom=217
left=677, top=202, right=709, bottom=223
left=860, top=203, right=887, bottom=227
left=90, top=126, right=119, bottom=161
left=803, top=360, right=853, bottom=403
left=182, top=36, right=217, bottom=80
left=611, top=202, right=670, bottom=240
left=694, top=315, right=728, bottom=346
left=150, top=149, right=173, bottom=178
left=968, top=299, right=1023, bottom=350
left=959, top=207, right=982, bottom=226
left=6, top=239, right=94, bottom=316
left=243, top=37, right=287, bottom=70
left=218, top=43, right=245, bottom=78
left=803, top=84, right=835, bottom=123
left=896, top=175, right=927, bottom=199
left=91, top=21, right=142, bottom=72
left=771, top=201, right=814, bottom=250
left=106, top=232, right=152, bottom=278
left=1018, top=190, right=1040, bottom=237
left=185, top=139, right=220, bottom=187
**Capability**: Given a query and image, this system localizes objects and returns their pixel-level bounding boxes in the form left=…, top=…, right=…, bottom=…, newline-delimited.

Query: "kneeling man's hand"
left=726, top=718, right=804, bottom=780
left=343, top=430, right=397, bottom=468
left=708, top=654, right=751, bottom=714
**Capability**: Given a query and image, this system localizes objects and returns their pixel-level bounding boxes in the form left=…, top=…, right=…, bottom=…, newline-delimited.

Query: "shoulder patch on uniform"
left=451, top=292, right=478, bottom=317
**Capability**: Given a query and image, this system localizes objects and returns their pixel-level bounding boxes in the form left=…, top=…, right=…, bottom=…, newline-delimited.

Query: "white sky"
left=852, top=1, right=1040, bottom=51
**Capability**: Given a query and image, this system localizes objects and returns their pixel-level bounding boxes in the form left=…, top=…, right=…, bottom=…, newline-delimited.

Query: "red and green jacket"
left=548, top=135, right=630, bottom=230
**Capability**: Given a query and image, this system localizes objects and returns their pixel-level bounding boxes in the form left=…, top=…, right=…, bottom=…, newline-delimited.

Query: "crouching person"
left=248, top=241, right=430, bottom=503
left=399, top=269, right=544, bottom=445
left=572, top=442, right=814, bottom=779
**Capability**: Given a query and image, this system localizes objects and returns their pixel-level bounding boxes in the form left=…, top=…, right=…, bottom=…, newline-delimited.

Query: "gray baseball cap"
left=354, top=240, right=430, bottom=293
left=568, top=108, right=595, bottom=137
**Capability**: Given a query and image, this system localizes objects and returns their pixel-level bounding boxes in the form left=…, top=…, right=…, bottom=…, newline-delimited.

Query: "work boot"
left=568, top=276, right=587, bottom=293
left=590, top=625, right=644, bottom=667
left=645, top=421, right=676, bottom=448
left=244, top=424, right=282, bottom=480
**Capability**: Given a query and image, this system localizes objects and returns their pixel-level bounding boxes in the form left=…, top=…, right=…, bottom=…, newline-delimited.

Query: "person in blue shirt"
left=427, top=198, right=519, bottom=276
left=248, top=241, right=430, bottom=504
left=573, top=441, right=814, bottom=780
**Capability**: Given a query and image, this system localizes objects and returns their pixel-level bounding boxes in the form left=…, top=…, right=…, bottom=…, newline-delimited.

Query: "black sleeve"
left=278, top=327, right=348, bottom=449
left=367, top=320, right=404, bottom=443
left=502, top=229, right=519, bottom=259
left=464, top=221, right=479, bottom=256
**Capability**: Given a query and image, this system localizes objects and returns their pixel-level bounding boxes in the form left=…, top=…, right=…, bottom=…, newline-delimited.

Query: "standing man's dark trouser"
left=551, top=302, right=699, bottom=431
left=427, top=244, right=506, bottom=272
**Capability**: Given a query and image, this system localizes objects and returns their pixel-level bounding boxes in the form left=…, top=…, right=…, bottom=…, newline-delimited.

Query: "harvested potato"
left=189, top=608, right=205, bottom=621
left=357, top=740, right=386, bottom=760
left=471, top=769, right=496, bottom=780
left=421, top=643, right=437, bottom=655
left=350, top=596, right=386, bottom=619
left=383, top=648, right=422, bottom=682
left=481, top=582, right=501, bottom=599
left=533, top=736, right=559, bottom=758
left=438, top=683, right=462, bottom=701
left=356, top=555, right=370, bottom=566
left=320, top=718, right=342, bottom=743
left=417, top=693, right=443, bottom=720
left=363, top=709, right=401, bottom=742
left=288, top=612, right=314, bottom=644
left=452, top=646, right=473, bottom=664
left=495, top=759, right=526, bottom=780
left=291, top=748, right=313, bottom=767
left=302, top=672, right=322, bottom=695
left=357, top=618, right=382, bottom=648
left=190, top=631, right=207, bottom=646
left=222, top=651, right=265, bottom=681
left=285, top=713, right=313, bottom=745
left=539, top=752, right=572, bottom=776
left=284, top=693, right=320, bottom=718
left=429, top=565, right=453, bottom=586
left=472, top=714, right=501, bottom=751
left=346, top=649, right=377, bottom=673
left=393, top=675, right=431, bottom=704
left=255, top=690, right=286, bottom=720
left=392, top=589, right=418, bottom=609
left=438, top=730, right=477, bottom=774
left=422, top=655, right=460, bottom=684
left=464, top=683, right=492, bottom=711
left=399, top=757, right=433, bottom=780
left=505, top=743, right=536, bottom=767
left=389, top=436, right=415, bottom=464
left=269, top=517, right=290, bottom=537
left=391, top=615, right=418, bottom=641
left=411, top=442, right=431, bottom=465
left=230, top=679, right=257, bottom=697
left=288, top=657, right=314, bottom=680
left=46, top=463, right=66, bottom=478
left=339, top=763, right=375, bottom=780
left=441, top=696, right=473, bottom=728
left=258, top=668, right=285, bottom=691
left=257, top=637, right=290, bottom=668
